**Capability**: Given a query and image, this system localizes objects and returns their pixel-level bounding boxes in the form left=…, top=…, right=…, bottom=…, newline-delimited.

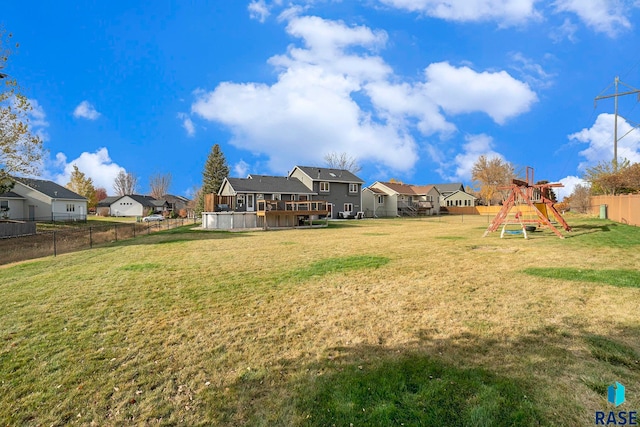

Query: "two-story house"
left=288, top=166, right=364, bottom=219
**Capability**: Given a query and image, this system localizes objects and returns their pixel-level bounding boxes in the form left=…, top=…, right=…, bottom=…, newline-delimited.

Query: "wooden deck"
left=256, top=200, right=329, bottom=229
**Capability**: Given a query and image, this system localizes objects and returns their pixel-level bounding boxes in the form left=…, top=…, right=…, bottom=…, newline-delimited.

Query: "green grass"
left=585, top=335, right=640, bottom=369
left=297, top=353, right=540, bottom=426
left=566, top=218, right=640, bottom=247
left=523, top=267, right=640, bottom=288
left=1, top=215, right=640, bottom=425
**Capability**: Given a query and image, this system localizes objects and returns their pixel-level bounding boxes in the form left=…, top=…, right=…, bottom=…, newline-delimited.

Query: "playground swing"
left=483, top=167, right=571, bottom=240
left=500, top=210, right=528, bottom=239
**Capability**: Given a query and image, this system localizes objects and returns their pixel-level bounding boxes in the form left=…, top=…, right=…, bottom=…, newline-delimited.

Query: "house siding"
left=0, top=198, right=24, bottom=220
left=111, top=196, right=146, bottom=217
left=443, top=191, right=476, bottom=208
left=290, top=168, right=363, bottom=219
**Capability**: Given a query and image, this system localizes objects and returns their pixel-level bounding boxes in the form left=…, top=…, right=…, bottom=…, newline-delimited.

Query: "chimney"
left=317, top=169, right=321, bottom=179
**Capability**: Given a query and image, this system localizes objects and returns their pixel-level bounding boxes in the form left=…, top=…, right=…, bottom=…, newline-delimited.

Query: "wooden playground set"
left=483, top=167, right=571, bottom=239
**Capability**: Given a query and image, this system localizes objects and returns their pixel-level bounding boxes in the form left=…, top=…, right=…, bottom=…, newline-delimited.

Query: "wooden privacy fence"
left=0, top=221, right=36, bottom=238
left=446, top=206, right=499, bottom=215
left=590, top=194, right=640, bottom=226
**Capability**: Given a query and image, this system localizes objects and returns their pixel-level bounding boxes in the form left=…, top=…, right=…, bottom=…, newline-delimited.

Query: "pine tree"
left=197, top=144, right=229, bottom=214
left=66, top=165, right=97, bottom=209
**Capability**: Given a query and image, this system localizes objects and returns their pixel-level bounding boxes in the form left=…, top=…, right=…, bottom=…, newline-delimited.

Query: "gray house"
left=218, top=174, right=316, bottom=211
left=288, top=166, right=364, bottom=219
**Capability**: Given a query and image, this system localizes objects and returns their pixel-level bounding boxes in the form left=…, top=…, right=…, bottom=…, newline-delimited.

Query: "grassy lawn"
left=1, top=214, right=639, bottom=425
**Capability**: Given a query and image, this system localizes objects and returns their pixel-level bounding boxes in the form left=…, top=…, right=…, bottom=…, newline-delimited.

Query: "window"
left=320, top=182, right=330, bottom=192
left=344, top=203, right=353, bottom=213
left=66, top=204, right=75, bottom=212
left=427, top=195, right=433, bottom=202
left=349, top=183, right=358, bottom=193
left=237, top=194, right=245, bottom=207
left=272, top=193, right=281, bottom=200
left=377, top=195, right=384, bottom=204
left=256, top=194, right=264, bottom=200
left=0, top=201, right=8, bottom=211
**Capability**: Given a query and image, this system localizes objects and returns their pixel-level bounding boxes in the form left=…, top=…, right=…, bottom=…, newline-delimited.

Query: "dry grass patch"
left=1, top=215, right=639, bottom=425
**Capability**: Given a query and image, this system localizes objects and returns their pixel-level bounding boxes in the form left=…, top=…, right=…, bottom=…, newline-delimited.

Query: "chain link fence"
left=0, top=218, right=199, bottom=266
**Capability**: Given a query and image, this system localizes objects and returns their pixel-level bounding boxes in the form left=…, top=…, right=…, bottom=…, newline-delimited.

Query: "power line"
left=594, top=76, right=640, bottom=170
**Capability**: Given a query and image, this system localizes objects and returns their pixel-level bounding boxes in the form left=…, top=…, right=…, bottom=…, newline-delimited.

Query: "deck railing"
left=257, top=200, right=328, bottom=212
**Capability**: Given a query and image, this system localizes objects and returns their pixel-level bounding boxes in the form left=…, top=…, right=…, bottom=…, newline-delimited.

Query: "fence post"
left=115, top=224, right=118, bottom=242
left=133, top=223, right=136, bottom=238
left=53, top=231, right=57, bottom=257
left=89, top=226, right=93, bottom=249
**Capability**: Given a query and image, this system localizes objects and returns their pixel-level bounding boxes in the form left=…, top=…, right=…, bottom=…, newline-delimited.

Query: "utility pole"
left=594, top=77, right=640, bottom=171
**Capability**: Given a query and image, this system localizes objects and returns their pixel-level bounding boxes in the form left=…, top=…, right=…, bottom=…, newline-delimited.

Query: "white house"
left=362, top=181, right=441, bottom=217
left=103, top=195, right=166, bottom=217
left=0, top=177, right=87, bottom=221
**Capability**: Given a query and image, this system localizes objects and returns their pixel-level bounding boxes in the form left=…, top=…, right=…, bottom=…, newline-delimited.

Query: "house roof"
left=161, top=194, right=190, bottom=204
left=0, top=191, right=26, bottom=199
left=13, top=177, right=86, bottom=200
left=372, top=181, right=440, bottom=196
left=364, top=186, right=387, bottom=195
left=443, top=190, right=477, bottom=200
left=376, top=181, right=417, bottom=195
left=225, top=175, right=315, bottom=194
left=291, top=166, right=364, bottom=183
left=411, top=185, right=438, bottom=195
left=106, top=194, right=165, bottom=208
left=434, top=183, right=465, bottom=194
left=97, top=196, right=120, bottom=207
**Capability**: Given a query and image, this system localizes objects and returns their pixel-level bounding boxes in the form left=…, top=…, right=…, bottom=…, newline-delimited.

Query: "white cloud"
left=51, top=148, right=126, bottom=191
left=73, top=101, right=101, bottom=120
left=569, top=113, right=640, bottom=170
left=550, top=17, right=579, bottom=42
left=177, top=112, right=195, bottom=137
left=27, top=98, right=50, bottom=142
left=191, top=14, right=536, bottom=175
left=556, top=175, right=586, bottom=201
left=422, top=62, right=538, bottom=125
left=377, top=0, right=541, bottom=25
left=248, top=0, right=270, bottom=22
left=508, top=52, right=555, bottom=89
left=554, top=0, right=633, bottom=37
left=448, top=133, right=505, bottom=181
left=234, top=160, right=250, bottom=177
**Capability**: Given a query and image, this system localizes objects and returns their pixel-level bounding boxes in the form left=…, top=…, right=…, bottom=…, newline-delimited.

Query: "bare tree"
left=567, top=184, right=592, bottom=213
left=149, top=172, right=172, bottom=199
left=324, top=152, right=362, bottom=174
left=113, top=170, right=138, bottom=196
left=471, top=155, right=515, bottom=205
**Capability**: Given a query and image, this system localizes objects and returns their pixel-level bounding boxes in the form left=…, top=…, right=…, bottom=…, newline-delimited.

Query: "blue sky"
left=5, top=1, right=640, bottom=200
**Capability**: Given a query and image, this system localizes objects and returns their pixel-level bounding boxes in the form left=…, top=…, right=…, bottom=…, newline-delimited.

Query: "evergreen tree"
left=66, top=165, right=97, bottom=209
left=197, top=144, right=229, bottom=214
